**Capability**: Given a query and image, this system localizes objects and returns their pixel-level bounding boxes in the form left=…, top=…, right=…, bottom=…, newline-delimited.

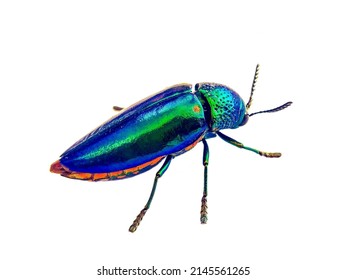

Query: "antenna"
left=249, top=101, right=292, bottom=117
left=246, top=64, right=260, bottom=111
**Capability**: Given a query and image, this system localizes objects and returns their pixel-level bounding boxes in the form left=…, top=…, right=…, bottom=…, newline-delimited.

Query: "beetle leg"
left=216, top=131, right=281, bottom=158
left=129, top=155, right=173, bottom=233
left=113, top=106, right=124, bottom=111
left=200, top=139, right=209, bottom=224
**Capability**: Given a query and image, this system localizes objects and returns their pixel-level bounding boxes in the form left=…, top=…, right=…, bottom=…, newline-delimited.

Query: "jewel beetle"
left=50, top=65, right=292, bottom=232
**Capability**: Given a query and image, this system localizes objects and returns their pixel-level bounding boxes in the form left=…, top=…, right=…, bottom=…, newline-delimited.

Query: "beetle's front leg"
left=216, top=131, right=281, bottom=158
left=200, top=139, right=209, bottom=224
left=129, top=155, right=173, bottom=233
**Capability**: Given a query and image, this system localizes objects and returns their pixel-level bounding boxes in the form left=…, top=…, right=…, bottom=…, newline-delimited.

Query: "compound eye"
left=239, top=114, right=249, bottom=126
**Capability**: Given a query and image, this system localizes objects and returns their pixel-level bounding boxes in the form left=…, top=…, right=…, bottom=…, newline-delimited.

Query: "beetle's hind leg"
left=200, top=139, right=209, bottom=224
left=113, top=106, right=124, bottom=111
left=129, top=156, right=173, bottom=233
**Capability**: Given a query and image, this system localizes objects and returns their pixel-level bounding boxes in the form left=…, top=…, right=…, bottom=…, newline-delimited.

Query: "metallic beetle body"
left=51, top=83, right=246, bottom=181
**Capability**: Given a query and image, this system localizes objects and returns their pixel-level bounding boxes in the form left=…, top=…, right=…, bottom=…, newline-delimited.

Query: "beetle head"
left=195, top=83, right=247, bottom=131
left=195, top=82, right=292, bottom=132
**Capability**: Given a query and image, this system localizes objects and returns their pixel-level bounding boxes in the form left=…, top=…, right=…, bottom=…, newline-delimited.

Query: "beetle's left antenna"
left=246, top=64, right=260, bottom=111
left=249, top=101, right=292, bottom=117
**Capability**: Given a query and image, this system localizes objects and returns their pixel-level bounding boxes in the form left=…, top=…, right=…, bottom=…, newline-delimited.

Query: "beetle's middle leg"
left=129, top=155, right=173, bottom=233
left=200, top=139, right=209, bottom=224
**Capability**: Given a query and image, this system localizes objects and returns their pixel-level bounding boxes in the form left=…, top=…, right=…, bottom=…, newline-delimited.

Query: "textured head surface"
left=195, top=83, right=246, bottom=131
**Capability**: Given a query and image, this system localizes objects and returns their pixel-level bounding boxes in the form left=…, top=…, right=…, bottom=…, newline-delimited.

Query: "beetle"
left=50, top=64, right=292, bottom=232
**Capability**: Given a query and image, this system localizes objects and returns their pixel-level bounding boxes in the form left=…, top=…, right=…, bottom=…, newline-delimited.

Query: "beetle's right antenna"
left=246, top=64, right=260, bottom=111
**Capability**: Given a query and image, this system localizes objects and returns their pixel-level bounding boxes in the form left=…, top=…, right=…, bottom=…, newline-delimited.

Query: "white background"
left=1, top=1, right=346, bottom=279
